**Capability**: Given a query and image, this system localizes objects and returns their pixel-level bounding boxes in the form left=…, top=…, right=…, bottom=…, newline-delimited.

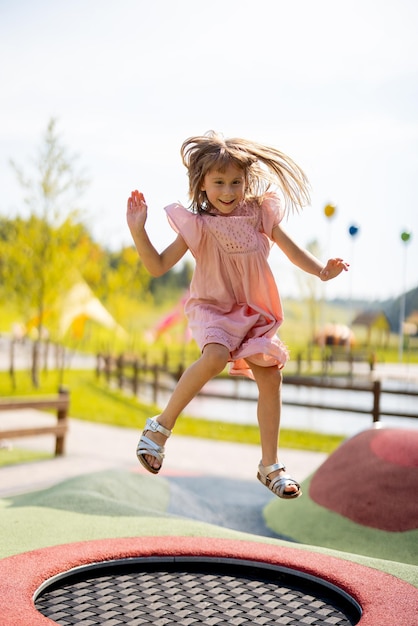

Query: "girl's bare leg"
left=142, top=343, right=229, bottom=469
left=248, top=361, right=298, bottom=496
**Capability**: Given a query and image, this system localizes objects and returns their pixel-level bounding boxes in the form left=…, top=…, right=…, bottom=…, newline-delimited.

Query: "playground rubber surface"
left=0, top=418, right=417, bottom=624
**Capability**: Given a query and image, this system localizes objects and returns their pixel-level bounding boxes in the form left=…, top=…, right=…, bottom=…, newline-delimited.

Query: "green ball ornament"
left=400, top=231, right=412, bottom=243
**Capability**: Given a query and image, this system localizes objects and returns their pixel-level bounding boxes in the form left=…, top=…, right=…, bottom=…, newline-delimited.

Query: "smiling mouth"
left=220, top=199, right=234, bottom=205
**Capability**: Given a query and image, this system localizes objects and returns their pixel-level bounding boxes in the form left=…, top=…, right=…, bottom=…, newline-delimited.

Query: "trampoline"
left=1, top=536, right=416, bottom=625
left=34, top=557, right=361, bottom=625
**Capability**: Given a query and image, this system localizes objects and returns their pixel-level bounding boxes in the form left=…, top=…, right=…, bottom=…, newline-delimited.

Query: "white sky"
left=1, top=0, right=417, bottom=301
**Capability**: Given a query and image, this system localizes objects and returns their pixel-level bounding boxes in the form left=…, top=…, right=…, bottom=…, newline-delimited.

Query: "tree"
left=93, top=246, right=152, bottom=304
left=6, top=118, right=89, bottom=386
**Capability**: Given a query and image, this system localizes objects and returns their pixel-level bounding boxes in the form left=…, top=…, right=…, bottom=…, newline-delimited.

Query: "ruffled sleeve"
left=260, top=192, right=285, bottom=239
left=164, top=203, right=202, bottom=257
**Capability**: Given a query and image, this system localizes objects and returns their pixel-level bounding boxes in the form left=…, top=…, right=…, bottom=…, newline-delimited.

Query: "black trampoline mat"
left=35, top=558, right=361, bottom=625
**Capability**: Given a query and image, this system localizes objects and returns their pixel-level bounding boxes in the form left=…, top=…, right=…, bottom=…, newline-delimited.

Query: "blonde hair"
left=181, top=130, right=311, bottom=214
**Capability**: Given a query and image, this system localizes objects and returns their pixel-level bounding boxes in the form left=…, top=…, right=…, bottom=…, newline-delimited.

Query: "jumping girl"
left=127, top=131, right=349, bottom=499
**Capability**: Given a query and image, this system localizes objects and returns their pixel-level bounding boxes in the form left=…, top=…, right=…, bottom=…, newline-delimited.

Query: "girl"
left=127, top=131, right=349, bottom=499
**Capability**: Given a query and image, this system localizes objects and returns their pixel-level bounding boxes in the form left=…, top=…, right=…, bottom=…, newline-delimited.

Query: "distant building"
left=351, top=311, right=390, bottom=347
left=404, top=310, right=418, bottom=337
left=315, top=323, right=354, bottom=348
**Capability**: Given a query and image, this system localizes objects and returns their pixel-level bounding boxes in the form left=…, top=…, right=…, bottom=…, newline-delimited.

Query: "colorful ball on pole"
left=324, top=204, right=336, bottom=218
left=349, top=224, right=359, bottom=237
left=400, top=230, right=412, bottom=243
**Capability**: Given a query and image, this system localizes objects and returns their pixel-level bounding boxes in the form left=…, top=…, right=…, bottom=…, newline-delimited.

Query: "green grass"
left=0, top=370, right=345, bottom=457
left=172, top=417, right=343, bottom=453
left=0, top=447, right=52, bottom=467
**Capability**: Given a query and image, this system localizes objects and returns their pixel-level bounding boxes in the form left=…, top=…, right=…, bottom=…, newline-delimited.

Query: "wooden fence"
left=0, top=387, right=70, bottom=456
left=97, top=355, right=418, bottom=425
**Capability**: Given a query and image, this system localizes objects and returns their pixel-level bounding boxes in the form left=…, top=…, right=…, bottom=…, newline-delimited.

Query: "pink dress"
left=165, top=192, right=289, bottom=380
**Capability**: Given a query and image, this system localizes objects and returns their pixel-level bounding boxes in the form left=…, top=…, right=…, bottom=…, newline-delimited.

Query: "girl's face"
left=200, top=163, right=246, bottom=214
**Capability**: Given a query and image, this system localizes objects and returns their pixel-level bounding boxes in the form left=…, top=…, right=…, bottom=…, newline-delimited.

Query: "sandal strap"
left=145, top=416, right=171, bottom=438
left=257, top=461, right=301, bottom=499
left=269, top=474, right=301, bottom=497
left=259, top=461, right=286, bottom=476
left=137, top=434, right=165, bottom=462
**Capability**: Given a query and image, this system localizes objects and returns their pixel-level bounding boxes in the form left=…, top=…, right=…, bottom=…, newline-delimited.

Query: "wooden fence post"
left=55, top=387, right=69, bottom=456
left=132, top=359, right=139, bottom=395
left=372, top=379, right=381, bottom=423
left=104, top=355, right=112, bottom=383
left=116, top=354, right=124, bottom=389
left=296, top=353, right=302, bottom=376
left=96, top=353, right=102, bottom=379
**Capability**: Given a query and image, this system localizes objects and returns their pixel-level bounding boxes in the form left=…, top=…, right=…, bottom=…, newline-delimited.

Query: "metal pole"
left=398, top=231, right=412, bottom=363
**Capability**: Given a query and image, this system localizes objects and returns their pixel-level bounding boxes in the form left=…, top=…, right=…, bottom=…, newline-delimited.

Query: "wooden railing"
left=0, top=388, right=70, bottom=456
left=97, top=355, right=418, bottom=424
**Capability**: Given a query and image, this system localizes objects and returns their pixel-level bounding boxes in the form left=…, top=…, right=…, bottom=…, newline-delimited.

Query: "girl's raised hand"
left=319, top=258, right=350, bottom=281
left=127, top=190, right=148, bottom=231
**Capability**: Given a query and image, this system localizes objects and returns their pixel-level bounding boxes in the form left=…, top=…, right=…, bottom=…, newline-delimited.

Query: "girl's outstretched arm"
left=272, top=223, right=349, bottom=281
left=127, top=190, right=188, bottom=277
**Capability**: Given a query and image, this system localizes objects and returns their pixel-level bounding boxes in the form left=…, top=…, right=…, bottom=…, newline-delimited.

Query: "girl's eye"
left=212, top=179, right=242, bottom=185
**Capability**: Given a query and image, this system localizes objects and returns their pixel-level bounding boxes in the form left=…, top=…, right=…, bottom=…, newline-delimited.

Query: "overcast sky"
left=1, top=0, right=417, bottom=302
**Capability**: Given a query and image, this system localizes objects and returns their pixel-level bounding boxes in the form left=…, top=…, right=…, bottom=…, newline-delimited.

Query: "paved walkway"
left=0, top=410, right=327, bottom=498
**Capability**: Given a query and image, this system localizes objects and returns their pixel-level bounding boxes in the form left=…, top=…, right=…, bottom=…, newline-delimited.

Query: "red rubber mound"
left=309, top=428, right=418, bottom=531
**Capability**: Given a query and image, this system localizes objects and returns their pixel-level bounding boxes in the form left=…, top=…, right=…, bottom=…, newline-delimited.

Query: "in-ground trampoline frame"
left=34, top=555, right=362, bottom=625
left=0, top=536, right=416, bottom=625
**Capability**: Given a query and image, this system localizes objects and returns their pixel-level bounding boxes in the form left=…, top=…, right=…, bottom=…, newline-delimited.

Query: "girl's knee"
left=201, top=343, right=229, bottom=376
left=256, top=365, right=282, bottom=391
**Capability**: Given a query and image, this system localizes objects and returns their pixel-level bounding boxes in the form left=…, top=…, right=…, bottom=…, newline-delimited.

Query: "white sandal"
left=136, top=416, right=171, bottom=474
left=257, top=461, right=302, bottom=499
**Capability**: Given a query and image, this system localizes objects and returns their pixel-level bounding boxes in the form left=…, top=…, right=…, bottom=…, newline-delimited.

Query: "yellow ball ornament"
left=324, top=203, right=336, bottom=218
